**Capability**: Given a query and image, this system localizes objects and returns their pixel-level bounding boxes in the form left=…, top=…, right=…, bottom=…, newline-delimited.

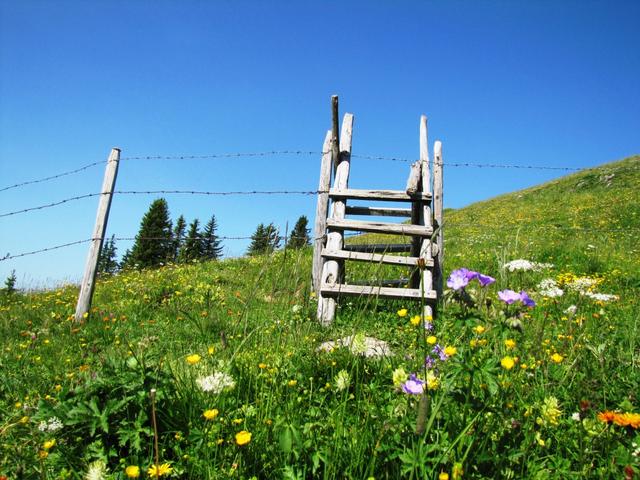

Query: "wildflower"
left=287, top=379, right=298, bottom=387
left=501, top=356, right=515, bottom=370
left=207, top=346, right=215, bottom=355
left=571, top=412, right=581, bottom=421
left=125, top=465, right=140, bottom=478
left=452, top=463, right=464, bottom=479
left=427, top=336, right=437, bottom=345
left=203, top=409, right=219, bottom=420
left=392, top=368, right=408, bottom=387
left=38, top=416, right=63, bottom=433
left=426, top=371, right=439, bottom=390
left=38, top=450, right=48, bottom=459
left=613, top=412, right=640, bottom=428
left=498, top=289, right=521, bottom=304
left=535, top=431, right=546, bottom=447
left=439, top=473, right=450, bottom=480
left=334, top=370, right=350, bottom=391
left=537, top=396, right=562, bottom=426
left=235, top=430, right=252, bottom=445
left=186, top=354, right=201, bottom=365
left=147, top=463, right=172, bottom=478
left=196, top=372, right=236, bottom=394
left=537, top=278, right=564, bottom=298
left=447, top=268, right=472, bottom=290
left=43, top=439, right=56, bottom=450
left=474, top=325, right=486, bottom=334
left=519, top=291, right=536, bottom=307
left=504, top=339, right=516, bottom=350
left=597, top=410, right=617, bottom=423
left=410, top=315, right=421, bottom=326
left=444, top=346, right=457, bottom=357
left=85, top=460, right=108, bottom=480
left=397, top=308, right=408, bottom=317
left=503, top=259, right=553, bottom=272
left=401, top=374, right=425, bottom=394
left=583, top=291, right=618, bottom=302
left=565, top=305, right=577, bottom=315
left=550, top=353, right=563, bottom=363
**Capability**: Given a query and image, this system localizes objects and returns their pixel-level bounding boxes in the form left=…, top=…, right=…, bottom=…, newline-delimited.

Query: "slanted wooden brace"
left=312, top=97, right=444, bottom=326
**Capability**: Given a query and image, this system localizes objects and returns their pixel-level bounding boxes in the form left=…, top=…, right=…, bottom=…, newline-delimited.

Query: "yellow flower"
left=38, top=450, right=48, bottom=459
left=501, top=356, right=515, bottom=370
left=125, top=465, right=140, bottom=478
left=19, top=415, right=29, bottom=424
left=453, top=462, right=464, bottom=479
left=410, top=315, right=421, bottom=326
left=397, top=308, right=408, bottom=317
left=258, top=362, right=267, bottom=369
left=427, top=336, right=437, bottom=345
left=439, top=473, right=450, bottom=480
left=43, top=439, right=56, bottom=450
left=147, top=463, right=172, bottom=477
left=287, top=379, right=297, bottom=387
left=444, top=346, right=457, bottom=357
left=235, top=430, right=252, bottom=446
left=203, top=409, right=219, bottom=420
left=186, top=354, right=201, bottom=365
left=392, top=367, right=408, bottom=387
left=207, top=346, right=215, bottom=355
left=426, top=371, right=440, bottom=390
left=473, top=325, right=486, bottom=334
left=504, top=339, right=516, bottom=350
left=550, top=353, right=563, bottom=363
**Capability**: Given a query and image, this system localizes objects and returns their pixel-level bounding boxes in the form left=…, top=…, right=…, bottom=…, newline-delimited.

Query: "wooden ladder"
left=312, top=97, right=444, bottom=326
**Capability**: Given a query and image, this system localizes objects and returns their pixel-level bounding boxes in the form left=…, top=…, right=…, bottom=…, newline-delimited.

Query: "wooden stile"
left=418, top=115, right=434, bottom=319
left=312, top=131, right=333, bottom=292
left=74, top=148, right=121, bottom=322
left=433, top=140, right=444, bottom=297
left=318, top=113, right=354, bottom=325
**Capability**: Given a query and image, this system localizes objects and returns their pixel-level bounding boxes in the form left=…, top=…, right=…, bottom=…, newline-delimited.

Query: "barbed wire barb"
left=0, top=160, right=106, bottom=193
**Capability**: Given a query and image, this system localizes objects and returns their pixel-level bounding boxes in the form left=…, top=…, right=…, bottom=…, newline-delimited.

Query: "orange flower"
left=597, top=410, right=617, bottom=423
left=613, top=412, right=640, bottom=428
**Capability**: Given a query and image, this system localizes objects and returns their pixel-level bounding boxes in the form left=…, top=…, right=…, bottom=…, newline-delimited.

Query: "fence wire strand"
left=0, top=160, right=106, bottom=193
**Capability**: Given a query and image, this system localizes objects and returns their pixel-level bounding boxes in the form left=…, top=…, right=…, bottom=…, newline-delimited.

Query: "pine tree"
left=180, top=219, right=202, bottom=262
left=3, top=270, right=17, bottom=294
left=265, top=223, right=281, bottom=252
left=201, top=214, right=223, bottom=260
left=287, top=215, right=311, bottom=249
left=97, top=235, right=118, bottom=275
left=124, top=198, right=173, bottom=269
left=247, top=222, right=280, bottom=256
left=172, top=215, right=187, bottom=262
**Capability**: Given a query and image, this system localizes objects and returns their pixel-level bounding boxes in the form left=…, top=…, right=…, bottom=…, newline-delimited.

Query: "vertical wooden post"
left=418, top=116, right=434, bottom=319
left=74, top=148, right=121, bottom=322
left=433, top=141, right=444, bottom=298
left=312, top=131, right=333, bottom=293
left=318, top=113, right=354, bottom=326
left=331, top=95, right=340, bottom=174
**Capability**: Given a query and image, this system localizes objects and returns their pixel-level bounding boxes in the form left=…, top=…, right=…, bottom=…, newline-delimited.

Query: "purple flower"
left=498, top=289, right=521, bottom=304
left=520, top=291, right=536, bottom=307
left=401, top=374, right=425, bottom=394
left=447, top=268, right=472, bottom=290
left=432, top=344, right=448, bottom=361
left=424, top=356, right=436, bottom=369
left=476, top=273, right=496, bottom=287
left=424, top=321, right=434, bottom=331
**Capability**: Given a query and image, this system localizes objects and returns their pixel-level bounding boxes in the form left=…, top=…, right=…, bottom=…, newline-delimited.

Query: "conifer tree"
left=172, top=215, right=187, bottom=262
left=265, top=223, right=281, bottom=252
left=287, top=215, right=311, bottom=249
left=181, top=219, right=202, bottom=262
left=3, top=270, right=17, bottom=294
left=97, top=235, right=118, bottom=275
left=124, top=198, right=173, bottom=269
left=247, top=222, right=280, bottom=255
left=201, top=214, right=223, bottom=260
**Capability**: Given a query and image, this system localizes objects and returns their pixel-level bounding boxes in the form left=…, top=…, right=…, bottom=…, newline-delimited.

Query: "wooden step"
left=344, top=243, right=412, bottom=253
left=348, top=278, right=409, bottom=287
left=327, top=219, right=433, bottom=237
left=320, top=283, right=438, bottom=301
left=345, top=206, right=412, bottom=217
left=330, top=188, right=432, bottom=202
left=322, top=248, right=433, bottom=267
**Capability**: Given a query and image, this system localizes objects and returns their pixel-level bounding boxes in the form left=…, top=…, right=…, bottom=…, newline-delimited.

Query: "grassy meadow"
left=1, top=156, right=639, bottom=479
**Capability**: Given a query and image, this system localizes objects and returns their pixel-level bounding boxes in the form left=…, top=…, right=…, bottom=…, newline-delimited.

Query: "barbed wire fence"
left=0, top=148, right=632, bottom=265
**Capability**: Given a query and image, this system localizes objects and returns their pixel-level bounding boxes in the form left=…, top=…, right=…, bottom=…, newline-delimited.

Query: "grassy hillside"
left=1, top=156, right=638, bottom=479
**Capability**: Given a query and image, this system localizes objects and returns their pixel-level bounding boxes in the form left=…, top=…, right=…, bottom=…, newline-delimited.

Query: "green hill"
left=1, top=155, right=638, bottom=479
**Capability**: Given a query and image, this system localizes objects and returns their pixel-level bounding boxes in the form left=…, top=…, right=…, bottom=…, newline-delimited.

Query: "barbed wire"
left=0, top=193, right=103, bottom=218
left=119, top=150, right=322, bottom=161
left=0, top=239, right=93, bottom=261
left=0, top=160, right=106, bottom=194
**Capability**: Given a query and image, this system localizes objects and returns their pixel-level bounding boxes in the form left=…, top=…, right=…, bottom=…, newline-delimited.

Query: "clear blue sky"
left=1, top=0, right=638, bottom=288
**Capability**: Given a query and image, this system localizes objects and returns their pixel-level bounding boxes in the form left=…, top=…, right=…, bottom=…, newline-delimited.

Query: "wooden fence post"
left=331, top=95, right=340, bottom=175
left=433, top=141, right=444, bottom=297
left=312, top=131, right=333, bottom=293
left=74, top=147, right=121, bottom=322
left=418, top=116, right=434, bottom=319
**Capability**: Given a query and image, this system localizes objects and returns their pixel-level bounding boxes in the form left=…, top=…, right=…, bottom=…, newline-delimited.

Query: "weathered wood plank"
left=330, top=188, right=432, bottom=202
left=320, top=283, right=437, bottom=301
left=75, top=148, right=121, bottom=322
left=345, top=206, right=412, bottom=217
left=344, top=243, right=412, bottom=253
left=321, top=248, right=433, bottom=267
left=318, top=112, right=354, bottom=326
left=326, top=218, right=433, bottom=236
left=406, top=161, right=421, bottom=194
left=311, top=131, right=333, bottom=293
left=331, top=95, right=340, bottom=174
left=433, top=140, right=444, bottom=298
left=416, top=115, right=434, bottom=318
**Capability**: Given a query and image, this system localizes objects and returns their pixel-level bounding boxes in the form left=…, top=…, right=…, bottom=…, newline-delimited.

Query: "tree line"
left=97, top=198, right=311, bottom=275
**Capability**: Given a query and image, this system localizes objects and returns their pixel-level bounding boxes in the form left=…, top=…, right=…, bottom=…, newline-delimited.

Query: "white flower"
left=334, top=370, right=351, bottom=391
left=503, top=259, right=554, bottom=272
left=567, top=277, right=598, bottom=293
left=582, top=291, right=618, bottom=302
left=85, top=460, right=107, bottom=480
left=571, top=412, right=581, bottom=421
left=537, top=278, right=564, bottom=298
left=197, top=372, right=236, bottom=394
left=291, top=304, right=302, bottom=314
left=565, top=305, right=578, bottom=315
left=37, top=416, right=63, bottom=433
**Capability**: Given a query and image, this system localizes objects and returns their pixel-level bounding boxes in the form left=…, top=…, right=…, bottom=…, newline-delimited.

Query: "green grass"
left=1, top=156, right=639, bottom=479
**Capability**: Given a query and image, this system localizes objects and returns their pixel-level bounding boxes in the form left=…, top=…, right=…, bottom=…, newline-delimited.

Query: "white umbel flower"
left=197, top=372, right=236, bottom=394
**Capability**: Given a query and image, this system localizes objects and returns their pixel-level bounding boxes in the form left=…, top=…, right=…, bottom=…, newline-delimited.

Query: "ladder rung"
left=320, top=283, right=437, bottom=300
left=330, top=188, right=432, bottom=202
left=348, top=278, right=409, bottom=287
left=343, top=243, right=412, bottom=253
left=345, top=206, right=412, bottom=217
left=327, top=219, right=433, bottom=237
left=321, top=248, right=433, bottom=267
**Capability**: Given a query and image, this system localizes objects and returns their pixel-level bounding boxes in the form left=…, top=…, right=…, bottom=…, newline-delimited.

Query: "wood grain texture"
left=327, top=218, right=433, bottom=236
left=311, top=131, right=333, bottom=293
left=329, top=188, right=431, bottom=202
left=321, top=248, right=433, bottom=267
left=320, top=283, right=437, bottom=300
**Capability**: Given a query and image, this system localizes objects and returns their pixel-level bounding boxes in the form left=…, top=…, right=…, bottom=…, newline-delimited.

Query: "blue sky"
left=1, top=0, right=638, bottom=288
